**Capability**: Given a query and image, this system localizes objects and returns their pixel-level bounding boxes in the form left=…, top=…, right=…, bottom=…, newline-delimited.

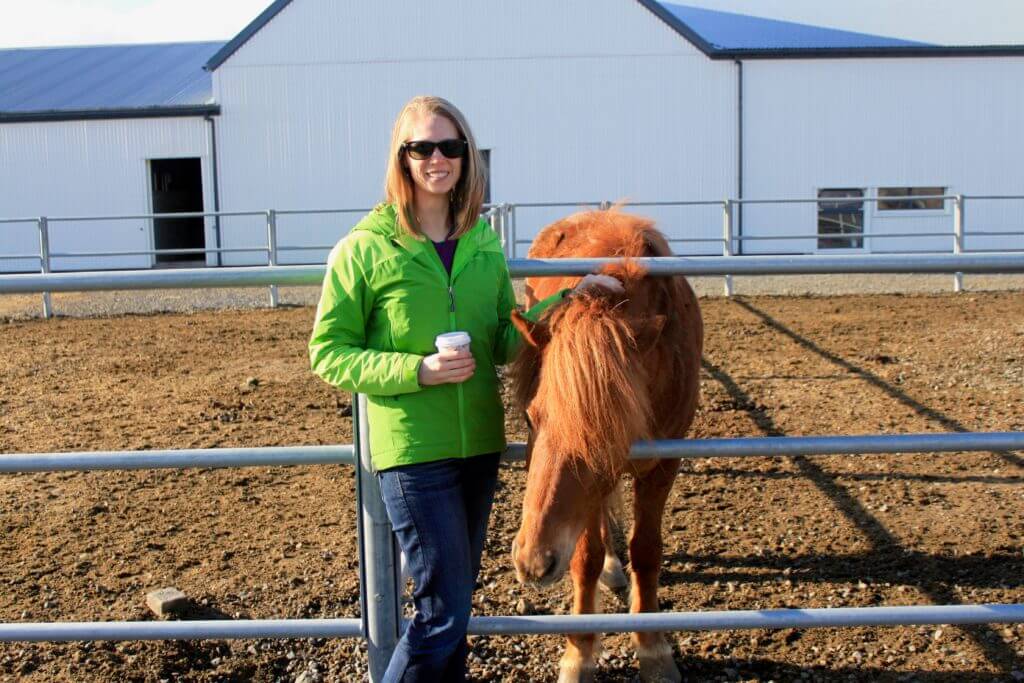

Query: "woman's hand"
left=417, top=348, right=476, bottom=386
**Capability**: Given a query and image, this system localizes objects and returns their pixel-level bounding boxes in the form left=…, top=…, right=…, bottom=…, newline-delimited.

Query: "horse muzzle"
left=512, top=538, right=567, bottom=586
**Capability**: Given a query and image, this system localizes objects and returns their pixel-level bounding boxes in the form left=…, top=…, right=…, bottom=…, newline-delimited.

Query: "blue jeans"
left=377, top=453, right=501, bottom=683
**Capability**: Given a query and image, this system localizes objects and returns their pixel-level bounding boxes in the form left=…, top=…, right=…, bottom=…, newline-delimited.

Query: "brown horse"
left=509, top=209, right=703, bottom=682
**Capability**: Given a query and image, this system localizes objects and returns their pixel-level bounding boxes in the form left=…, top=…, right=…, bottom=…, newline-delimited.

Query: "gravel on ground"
left=1, top=288, right=1023, bottom=681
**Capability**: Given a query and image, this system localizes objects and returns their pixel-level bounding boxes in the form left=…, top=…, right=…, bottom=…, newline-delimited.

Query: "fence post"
left=498, top=204, right=508, bottom=259
left=953, top=195, right=964, bottom=293
left=511, top=204, right=520, bottom=259
left=487, top=208, right=497, bottom=248
left=722, top=200, right=735, bottom=297
left=494, top=207, right=508, bottom=259
left=37, top=217, right=52, bottom=319
left=266, top=210, right=279, bottom=307
left=354, top=394, right=401, bottom=682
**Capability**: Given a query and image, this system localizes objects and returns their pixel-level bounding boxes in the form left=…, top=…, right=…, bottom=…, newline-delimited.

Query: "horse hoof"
left=558, top=654, right=597, bottom=683
left=638, top=655, right=682, bottom=683
left=599, top=555, right=629, bottom=591
left=557, top=665, right=596, bottom=683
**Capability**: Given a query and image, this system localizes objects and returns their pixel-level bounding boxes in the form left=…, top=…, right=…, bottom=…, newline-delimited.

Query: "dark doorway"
left=151, top=158, right=205, bottom=264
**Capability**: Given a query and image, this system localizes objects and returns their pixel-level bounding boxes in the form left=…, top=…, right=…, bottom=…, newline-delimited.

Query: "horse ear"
left=523, top=281, right=538, bottom=308
left=512, top=309, right=550, bottom=348
left=635, top=314, right=667, bottom=351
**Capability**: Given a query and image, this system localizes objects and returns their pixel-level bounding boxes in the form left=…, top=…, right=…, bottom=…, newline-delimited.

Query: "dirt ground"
left=1, top=290, right=1023, bottom=682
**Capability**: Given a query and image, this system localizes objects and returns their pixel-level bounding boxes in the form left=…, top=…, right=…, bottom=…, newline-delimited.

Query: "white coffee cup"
left=435, top=331, right=471, bottom=356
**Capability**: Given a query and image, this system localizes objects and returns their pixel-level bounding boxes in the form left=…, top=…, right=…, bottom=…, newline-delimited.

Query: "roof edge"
left=638, top=1, right=1024, bottom=60
left=0, top=39, right=225, bottom=53
left=205, top=0, right=294, bottom=71
left=709, top=44, right=1024, bottom=59
left=0, top=105, right=221, bottom=125
left=634, top=0, right=717, bottom=56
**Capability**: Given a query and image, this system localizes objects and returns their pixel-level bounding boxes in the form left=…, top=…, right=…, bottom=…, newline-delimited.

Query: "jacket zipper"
left=430, top=251, right=467, bottom=458
left=450, top=283, right=466, bottom=458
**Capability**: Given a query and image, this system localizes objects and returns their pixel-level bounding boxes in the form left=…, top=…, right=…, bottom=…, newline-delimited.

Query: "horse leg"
left=558, top=509, right=605, bottom=683
left=599, top=507, right=628, bottom=591
left=629, top=461, right=682, bottom=683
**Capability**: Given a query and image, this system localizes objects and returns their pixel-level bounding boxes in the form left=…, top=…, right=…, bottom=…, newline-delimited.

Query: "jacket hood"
left=351, top=203, right=502, bottom=254
left=351, top=203, right=402, bottom=238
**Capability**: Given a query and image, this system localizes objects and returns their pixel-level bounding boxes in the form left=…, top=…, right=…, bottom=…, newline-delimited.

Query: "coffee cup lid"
left=435, top=331, right=471, bottom=348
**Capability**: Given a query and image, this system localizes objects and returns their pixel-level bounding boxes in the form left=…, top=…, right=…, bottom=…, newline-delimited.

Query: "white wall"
left=0, top=117, right=213, bottom=272
left=6, top=2, right=1022, bottom=270
left=211, top=0, right=737, bottom=262
left=740, top=57, right=1024, bottom=254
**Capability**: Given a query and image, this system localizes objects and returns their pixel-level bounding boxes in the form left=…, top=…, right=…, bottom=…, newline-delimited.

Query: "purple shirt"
left=431, top=238, right=459, bottom=275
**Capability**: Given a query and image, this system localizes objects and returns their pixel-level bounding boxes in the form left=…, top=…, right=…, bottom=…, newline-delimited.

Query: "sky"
left=0, top=0, right=270, bottom=48
left=0, top=0, right=1022, bottom=50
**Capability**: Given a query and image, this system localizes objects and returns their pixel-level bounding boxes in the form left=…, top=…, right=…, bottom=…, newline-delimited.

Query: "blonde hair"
left=384, top=96, right=487, bottom=239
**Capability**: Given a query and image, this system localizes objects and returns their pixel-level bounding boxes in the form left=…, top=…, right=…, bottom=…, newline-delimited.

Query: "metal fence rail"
left=4, top=433, right=1020, bottom=474
left=4, top=605, right=1024, bottom=644
left=0, top=619, right=363, bottom=643
left=506, top=431, right=1024, bottom=461
left=467, top=604, right=1024, bottom=636
left=4, top=195, right=1024, bottom=315
left=0, top=445, right=354, bottom=473
left=3, top=253, right=1024, bottom=296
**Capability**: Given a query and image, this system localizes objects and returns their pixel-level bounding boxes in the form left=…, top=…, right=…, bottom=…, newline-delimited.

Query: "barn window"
left=877, top=187, right=946, bottom=211
left=817, top=189, right=864, bottom=249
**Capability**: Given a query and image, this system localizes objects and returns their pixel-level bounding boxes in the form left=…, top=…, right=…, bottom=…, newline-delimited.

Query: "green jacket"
left=309, top=203, right=561, bottom=471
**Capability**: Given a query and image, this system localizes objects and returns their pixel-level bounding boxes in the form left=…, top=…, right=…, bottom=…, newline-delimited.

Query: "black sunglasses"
left=401, top=138, right=467, bottom=160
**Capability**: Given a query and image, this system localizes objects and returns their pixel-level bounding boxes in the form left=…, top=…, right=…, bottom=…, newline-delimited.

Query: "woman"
left=309, top=96, right=616, bottom=681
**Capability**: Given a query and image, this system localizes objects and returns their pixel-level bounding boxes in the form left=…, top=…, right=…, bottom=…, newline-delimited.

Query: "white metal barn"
left=0, top=43, right=223, bottom=272
left=1, top=0, right=1022, bottom=272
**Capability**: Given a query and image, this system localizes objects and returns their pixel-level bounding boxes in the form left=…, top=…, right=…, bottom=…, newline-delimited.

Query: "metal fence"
left=2, top=259, right=1024, bottom=680
left=502, top=195, right=1024, bottom=295
left=3, top=194, right=1024, bottom=317
left=3, top=252, right=1024, bottom=321
left=2, top=405, right=1024, bottom=678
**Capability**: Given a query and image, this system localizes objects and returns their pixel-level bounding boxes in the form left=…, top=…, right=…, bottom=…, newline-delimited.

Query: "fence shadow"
left=697, top=354, right=1023, bottom=672
left=678, top=465, right=1023, bottom=487
left=730, top=298, right=1024, bottom=469
left=555, top=658, right=1016, bottom=683
left=662, top=549, right=1024, bottom=591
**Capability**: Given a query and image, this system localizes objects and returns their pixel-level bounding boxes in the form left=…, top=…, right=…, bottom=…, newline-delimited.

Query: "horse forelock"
left=533, top=289, right=654, bottom=484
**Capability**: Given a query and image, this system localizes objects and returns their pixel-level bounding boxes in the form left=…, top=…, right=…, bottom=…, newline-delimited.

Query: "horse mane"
left=512, top=210, right=682, bottom=484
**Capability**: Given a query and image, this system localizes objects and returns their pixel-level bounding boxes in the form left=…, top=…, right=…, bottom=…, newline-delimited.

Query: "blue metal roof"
left=640, top=1, right=1024, bottom=58
left=0, top=41, right=224, bottom=120
left=5, top=0, right=1018, bottom=121
left=205, top=0, right=1024, bottom=71
left=658, top=3, right=932, bottom=51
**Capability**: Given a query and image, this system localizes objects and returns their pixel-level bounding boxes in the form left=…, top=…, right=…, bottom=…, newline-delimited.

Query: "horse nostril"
left=539, top=552, right=558, bottom=581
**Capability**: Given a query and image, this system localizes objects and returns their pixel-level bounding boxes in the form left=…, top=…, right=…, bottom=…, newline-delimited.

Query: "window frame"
left=815, top=187, right=867, bottom=252
left=874, top=186, right=949, bottom=217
